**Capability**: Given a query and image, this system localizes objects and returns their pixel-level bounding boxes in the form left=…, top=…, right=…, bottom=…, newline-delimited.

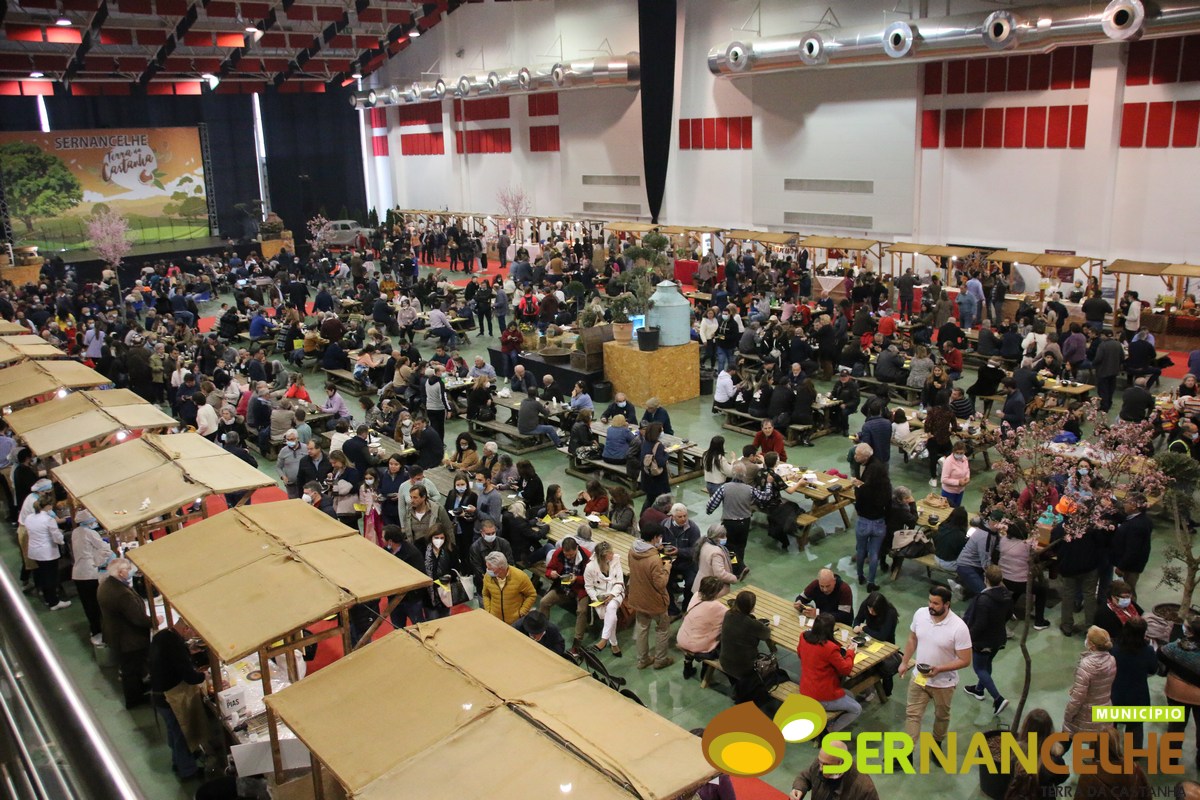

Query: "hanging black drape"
left=32, top=91, right=258, bottom=238
left=259, top=87, right=366, bottom=238
left=638, top=0, right=677, bottom=223
left=0, top=97, right=42, bottom=132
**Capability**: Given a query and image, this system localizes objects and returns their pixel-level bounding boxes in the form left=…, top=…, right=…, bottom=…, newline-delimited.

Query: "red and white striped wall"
left=368, top=107, right=394, bottom=210
left=453, top=96, right=513, bottom=154
left=528, top=92, right=560, bottom=152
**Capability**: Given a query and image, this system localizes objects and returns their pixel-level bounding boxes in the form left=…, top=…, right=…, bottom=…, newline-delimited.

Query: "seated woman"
left=601, top=415, right=637, bottom=465
left=583, top=541, right=625, bottom=656
left=921, top=365, right=951, bottom=409
left=445, top=432, right=480, bottom=474
left=932, top=506, right=969, bottom=571
left=493, top=454, right=518, bottom=489
left=466, top=375, right=495, bottom=421
left=906, top=345, right=934, bottom=390
left=852, top=591, right=900, bottom=695
left=544, top=484, right=569, bottom=519
left=283, top=372, right=312, bottom=403
left=718, top=590, right=782, bottom=713
left=797, top=612, right=862, bottom=733
left=678, top=576, right=730, bottom=680
left=574, top=479, right=610, bottom=517
left=607, top=486, right=637, bottom=533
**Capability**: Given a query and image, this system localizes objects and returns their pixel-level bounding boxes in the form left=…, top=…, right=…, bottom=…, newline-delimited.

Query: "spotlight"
left=29, top=71, right=44, bottom=78
left=202, top=72, right=219, bottom=89
left=56, top=388, right=69, bottom=398
left=351, top=71, right=362, bottom=79
left=245, top=23, right=258, bottom=33
left=55, top=15, right=72, bottom=26
left=409, top=28, right=421, bottom=38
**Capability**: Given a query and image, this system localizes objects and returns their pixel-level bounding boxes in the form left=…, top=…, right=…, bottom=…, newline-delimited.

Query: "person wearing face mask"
left=377, top=456, right=409, bottom=528
left=25, top=494, right=68, bottom=610
left=471, top=472, right=503, bottom=536
left=445, top=476, right=479, bottom=564
left=444, top=432, right=480, bottom=474
left=275, top=430, right=306, bottom=499
left=1094, top=580, right=1143, bottom=639
left=939, top=441, right=970, bottom=508
left=98, top=558, right=159, bottom=708
left=70, top=511, right=110, bottom=646
left=789, top=739, right=879, bottom=800
left=714, top=305, right=741, bottom=372
left=479, top=540, right=531, bottom=624
left=422, top=525, right=457, bottom=620
left=383, top=525, right=427, bottom=626
left=302, top=482, right=337, bottom=518
left=357, top=467, right=384, bottom=548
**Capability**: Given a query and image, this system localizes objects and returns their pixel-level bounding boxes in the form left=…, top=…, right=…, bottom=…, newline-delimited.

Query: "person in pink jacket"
left=678, top=577, right=730, bottom=680
left=940, top=441, right=971, bottom=508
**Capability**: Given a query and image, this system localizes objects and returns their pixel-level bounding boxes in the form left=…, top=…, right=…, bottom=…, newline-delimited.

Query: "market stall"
left=128, top=500, right=431, bottom=783
left=0, top=321, right=31, bottom=336
left=265, top=610, right=716, bottom=800
left=0, top=337, right=67, bottom=365
left=1107, top=260, right=1200, bottom=348
left=49, top=432, right=274, bottom=544
left=0, top=359, right=110, bottom=411
left=800, top=235, right=883, bottom=273
left=4, top=389, right=176, bottom=461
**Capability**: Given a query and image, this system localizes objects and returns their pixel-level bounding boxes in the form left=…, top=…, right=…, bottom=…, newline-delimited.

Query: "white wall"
left=361, top=0, right=1200, bottom=277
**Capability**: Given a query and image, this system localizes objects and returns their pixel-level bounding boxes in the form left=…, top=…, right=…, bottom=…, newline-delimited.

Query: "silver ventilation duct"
left=708, top=0, right=1200, bottom=76
left=351, top=53, right=639, bottom=109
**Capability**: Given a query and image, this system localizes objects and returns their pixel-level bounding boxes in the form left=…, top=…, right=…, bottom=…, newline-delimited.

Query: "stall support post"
left=353, top=596, right=403, bottom=651
left=207, top=648, right=223, bottom=697
left=283, top=632, right=300, bottom=684
left=310, top=754, right=327, bottom=800
left=338, top=610, right=352, bottom=656
left=258, top=646, right=284, bottom=782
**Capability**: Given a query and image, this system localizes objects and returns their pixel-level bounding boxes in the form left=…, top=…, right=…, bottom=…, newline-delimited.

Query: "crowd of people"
left=3, top=225, right=1200, bottom=798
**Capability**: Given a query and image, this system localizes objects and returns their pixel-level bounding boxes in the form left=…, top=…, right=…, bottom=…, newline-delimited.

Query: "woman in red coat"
left=796, top=613, right=861, bottom=732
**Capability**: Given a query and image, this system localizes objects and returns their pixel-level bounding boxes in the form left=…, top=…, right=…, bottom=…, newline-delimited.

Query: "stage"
left=58, top=236, right=258, bottom=285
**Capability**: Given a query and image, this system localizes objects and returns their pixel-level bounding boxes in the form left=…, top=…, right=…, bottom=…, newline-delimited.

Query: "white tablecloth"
left=816, top=275, right=845, bottom=296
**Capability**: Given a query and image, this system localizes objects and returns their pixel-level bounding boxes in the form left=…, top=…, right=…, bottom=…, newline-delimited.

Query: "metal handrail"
left=0, top=561, right=147, bottom=800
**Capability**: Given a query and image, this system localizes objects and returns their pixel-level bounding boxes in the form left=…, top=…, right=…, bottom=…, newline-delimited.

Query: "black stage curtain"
left=39, top=91, right=257, bottom=238
left=637, top=0, right=677, bottom=223
left=259, top=87, right=366, bottom=239
left=0, top=97, right=42, bottom=132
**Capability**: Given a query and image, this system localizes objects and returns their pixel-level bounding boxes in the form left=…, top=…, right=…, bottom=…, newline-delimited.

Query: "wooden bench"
left=700, top=658, right=884, bottom=707
left=892, top=553, right=956, bottom=584
left=794, top=495, right=854, bottom=547
left=720, top=408, right=802, bottom=445
left=561, top=447, right=644, bottom=496
left=237, top=332, right=276, bottom=355
left=323, top=368, right=372, bottom=397
left=859, top=374, right=923, bottom=405
left=467, top=418, right=555, bottom=454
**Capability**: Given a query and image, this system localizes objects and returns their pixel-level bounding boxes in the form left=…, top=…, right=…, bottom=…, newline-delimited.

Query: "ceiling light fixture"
left=408, top=28, right=421, bottom=38
left=245, top=22, right=258, bottom=32
left=202, top=72, right=219, bottom=88
left=29, top=71, right=44, bottom=78
left=55, top=15, right=72, bottom=26
left=351, top=71, right=362, bottom=79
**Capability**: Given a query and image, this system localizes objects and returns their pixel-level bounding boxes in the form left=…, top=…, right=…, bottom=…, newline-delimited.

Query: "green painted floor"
left=7, top=291, right=1197, bottom=798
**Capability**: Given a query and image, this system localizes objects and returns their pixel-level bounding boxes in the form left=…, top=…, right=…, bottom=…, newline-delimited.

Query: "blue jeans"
left=526, top=424, right=561, bottom=446
left=717, top=347, right=735, bottom=372
left=155, top=704, right=199, bottom=778
left=973, top=649, right=1002, bottom=701
left=430, top=326, right=458, bottom=346
left=956, top=564, right=985, bottom=597
left=855, top=516, right=886, bottom=583
left=941, top=490, right=963, bottom=508
left=820, top=692, right=863, bottom=732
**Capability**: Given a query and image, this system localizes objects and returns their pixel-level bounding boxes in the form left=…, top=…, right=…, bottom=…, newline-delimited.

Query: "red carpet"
left=731, top=777, right=789, bottom=799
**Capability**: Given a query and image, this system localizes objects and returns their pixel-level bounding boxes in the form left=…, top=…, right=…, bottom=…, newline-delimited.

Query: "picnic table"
left=317, top=430, right=415, bottom=463
left=1041, top=376, right=1094, bottom=398
left=773, top=464, right=856, bottom=544
left=545, top=517, right=636, bottom=557
left=588, top=421, right=704, bottom=484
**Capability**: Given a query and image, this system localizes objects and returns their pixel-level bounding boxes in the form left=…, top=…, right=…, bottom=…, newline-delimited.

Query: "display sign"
left=0, top=127, right=210, bottom=251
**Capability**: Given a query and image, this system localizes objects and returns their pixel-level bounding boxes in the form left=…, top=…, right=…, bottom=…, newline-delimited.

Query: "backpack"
left=642, top=442, right=665, bottom=477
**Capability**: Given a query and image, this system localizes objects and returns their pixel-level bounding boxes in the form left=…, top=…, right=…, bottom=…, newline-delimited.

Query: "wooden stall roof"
left=1032, top=253, right=1095, bottom=269
left=6, top=389, right=176, bottom=457
left=800, top=235, right=879, bottom=250
left=921, top=245, right=983, bottom=259
left=0, top=360, right=109, bottom=408
left=605, top=221, right=658, bottom=233
left=128, top=501, right=431, bottom=663
left=1162, top=263, right=1200, bottom=278
left=266, top=612, right=716, bottom=800
left=727, top=229, right=798, bottom=245
left=0, top=321, right=30, bottom=335
left=50, top=433, right=273, bottom=533
left=986, top=250, right=1045, bottom=263
left=0, top=339, right=66, bottom=364
left=657, top=225, right=724, bottom=235
left=1106, top=259, right=1171, bottom=275
left=885, top=242, right=936, bottom=254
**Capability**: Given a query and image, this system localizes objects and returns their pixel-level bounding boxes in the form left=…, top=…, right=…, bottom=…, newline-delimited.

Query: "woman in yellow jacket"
left=482, top=551, right=537, bottom=624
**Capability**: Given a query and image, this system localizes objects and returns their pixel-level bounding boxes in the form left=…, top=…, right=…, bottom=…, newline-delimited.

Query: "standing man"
left=895, top=268, right=916, bottom=321
left=962, top=566, right=1012, bottom=716
left=1112, top=494, right=1152, bottom=597
left=1093, top=329, right=1125, bottom=413
left=706, top=463, right=772, bottom=579
left=852, top=443, right=891, bottom=592
left=498, top=229, right=511, bottom=272
left=99, top=558, right=157, bottom=708
left=627, top=526, right=674, bottom=670
left=897, top=585, right=973, bottom=744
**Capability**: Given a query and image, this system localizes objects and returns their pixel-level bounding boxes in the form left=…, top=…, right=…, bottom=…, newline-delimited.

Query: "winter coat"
left=625, top=541, right=670, bottom=616
left=482, top=569, right=536, bottom=624
left=964, top=585, right=1012, bottom=653
left=1062, top=650, right=1117, bottom=733
left=693, top=541, right=738, bottom=592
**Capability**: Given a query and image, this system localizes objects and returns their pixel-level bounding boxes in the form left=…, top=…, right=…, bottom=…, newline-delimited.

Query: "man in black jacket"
left=1112, top=494, right=1152, bottom=596
left=296, top=439, right=333, bottom=488
left=1119, top=376, right=1155, bottom=424
left=794, top=568, right=855, bottom=626
left=963, top=565, right=1012, bottom=715
left=148, top=624, right=205, bottom=779
left=852, top=443, right=891, bottom=591
left=513, top=610, right=566, bottom=657
left=1052, top=519, right=1103, bottom=637
left=830, top=369, right=861, bottom=436
left=383, top=525, right=427, bottom=626
left=341, top=424, right=374, bottom=474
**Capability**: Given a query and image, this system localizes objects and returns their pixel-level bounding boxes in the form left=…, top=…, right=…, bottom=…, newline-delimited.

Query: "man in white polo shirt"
left=897, top=585, right=973, bottom=744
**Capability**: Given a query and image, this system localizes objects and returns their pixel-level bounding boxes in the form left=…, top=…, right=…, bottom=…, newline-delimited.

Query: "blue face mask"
left=717, top=538, right=728, bottom=547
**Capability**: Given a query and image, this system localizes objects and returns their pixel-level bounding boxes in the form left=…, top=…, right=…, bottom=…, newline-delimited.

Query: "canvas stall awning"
left=605, top=222, right=658, bottom=233
left=1162, top=263, right=1200, bottom=278
left=885, top=242, right=936, bottom=254
left=727, top=229, right=798, bottom=245
left=0, top=338, right=66, bottom=365
left=0, top=360, right=109, bottom=409
left=921, top=245, right=983, bottom=259
left=127, top=501, right=431, bottom=664
left=50, top=433, right=273, bottom=534
left=1106, top=259, right=1170, bottom=275
left=0, top=321, right=31, bottom=335
left=986, top=250, right=1043, bottom=264
left=267, top=611, right=716, bottom=800
left=5, top=389, right=175, bottom=458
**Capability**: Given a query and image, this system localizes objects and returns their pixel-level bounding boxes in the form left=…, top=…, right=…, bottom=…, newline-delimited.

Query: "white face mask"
left=486, top=568, right=497, bottom=578
left=365, top=478, right=375, bottom=486
left=1117, top=597, right=1132, bottom=609
left=302, top=494, right=314, bottom=505
left=432, top=537, right=445, bottom=549
left=456, top=486, right=467, bottom=493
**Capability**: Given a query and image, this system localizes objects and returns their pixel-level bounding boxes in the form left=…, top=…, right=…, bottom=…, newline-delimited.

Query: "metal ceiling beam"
left=137, top=0, right=213, bottom=85
left=63, top=0, right=109, bottom=84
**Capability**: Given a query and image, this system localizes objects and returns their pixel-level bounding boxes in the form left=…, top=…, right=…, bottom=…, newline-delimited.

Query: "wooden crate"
left=570, top=351, right=603, bottom=371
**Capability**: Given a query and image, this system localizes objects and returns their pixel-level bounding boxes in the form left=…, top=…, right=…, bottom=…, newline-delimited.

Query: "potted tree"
left=609, top=293, right=640, bottom=342
left=1156, top=450, right=1200, bottom=625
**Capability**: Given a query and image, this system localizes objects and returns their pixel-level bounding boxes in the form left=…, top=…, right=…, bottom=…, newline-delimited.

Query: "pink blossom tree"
left=306, top=214, right=330, bottom=254
left=495, top=185, right=531, bottom=243
left=87, top=209, right=132, bottom=273
left=987, top=399, right=1170, bottom=723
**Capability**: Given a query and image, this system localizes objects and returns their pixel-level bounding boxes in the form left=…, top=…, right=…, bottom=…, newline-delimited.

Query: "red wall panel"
left=1006, top=55, right=1029, bottom=92
left=1004, top=105, right=1025, bottom=147
left=690, top=119, right=703, bottom=149
left=962, top=108, right=984, bottom=147
left=528, top=93, right=558, bottom=116
left=400, top=132, right=443, bottom=156
left=1027, top=53, right=1052, bottom=91
left=924, top=62, right=943, bottom=95
left=396, top=102, right=440, bottom=126
left=1025, top=106, right=1047, bottom=148
left=921, top=110, right=940, bottom=149
left=741, top=116, right=752, bottom=148
left=1173, top=100, right=1200, bottom=148
left=713, top=117, right=728, bottom=149
left=728, top=117, right=742, bottom=149
left=1069, top=105, right=1088, bottom=149
left=966, top=59, right=986, bottom=94
left=1120, top=102, right=1147, bottom=147
left=1050, top=48, right=1075, bottom=90
left=702, top=117, right=715, bottom=149
left=1182, top=36, right=1200, bottom=83
left=1073, top=46, right=1093, bottom=89
left=946, top=60, right=966, bottom=94
left=1152, top=36, right=1182, bottom=84
left=985, top=59, right=1007, bottom=94
left=679, top=120, right=691, bottom=150
left=1146, top=101, right=1174, bottom=148
left=1126, top=40, right=1153, bottom=86
left=1046, top=105, right=1070, bottom=148
left=943, top=108, right=965, bottom=148
left=982, top=107, right=1004, bottom=148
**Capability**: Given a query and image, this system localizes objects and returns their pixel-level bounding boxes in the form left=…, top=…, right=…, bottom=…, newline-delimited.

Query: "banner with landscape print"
left=0, top=127, right=210, bottom=252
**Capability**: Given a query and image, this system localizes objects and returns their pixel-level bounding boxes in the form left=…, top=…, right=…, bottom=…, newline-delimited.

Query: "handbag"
left=891, top=528, right=934, bottom=559
left=616, top=598, right=636, bottom=631
left=475, top=404, right=497, bottom=422
left=752, top=652, right=781, bottom=685
left=436, top=569, right=476, bottom=608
